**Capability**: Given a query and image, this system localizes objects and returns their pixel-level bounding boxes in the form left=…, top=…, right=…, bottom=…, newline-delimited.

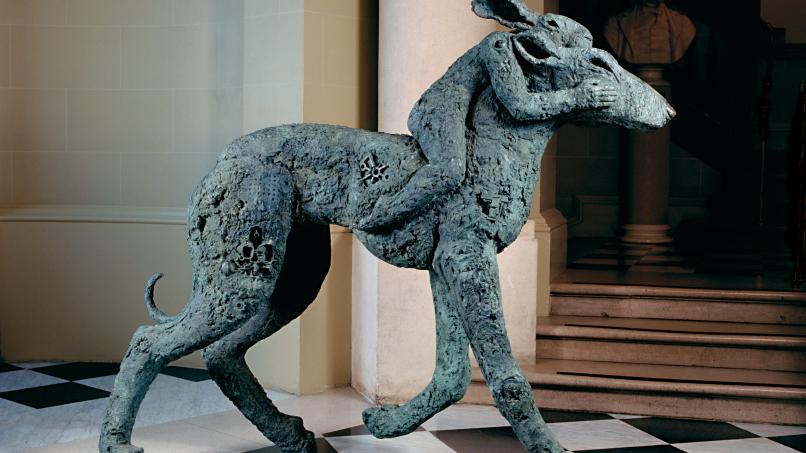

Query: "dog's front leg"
left=433, top=235, right=567, bottom=453
left=362, top=269, right=471, bottom=437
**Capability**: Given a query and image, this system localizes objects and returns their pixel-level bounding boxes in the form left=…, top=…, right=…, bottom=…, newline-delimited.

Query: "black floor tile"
left=771, top=434, right=806, bottom=452
left=34, top=362, right=119, bottom=381
left=322, top=425, right=370, bottom=437
left=323, top=424, right=425, bottom=437
left=577, top=446, right=684, bottom=452
left=541, top=409, right=613, bottom=423
left=323, top=425, right=372, bottom=437
left=432, top=426, right=525, bottom=452
left=160, top=366, right=210, bottom=382
left=624, top=418, right=757, bottom=444
left=0, top=382, right=109, bottom=408
left=243, top=438, right=335, bottom=452
left=0, top=362, right=21, bottom=373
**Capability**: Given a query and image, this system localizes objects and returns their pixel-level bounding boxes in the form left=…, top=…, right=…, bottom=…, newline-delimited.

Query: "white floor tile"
left=133, top=378, right=236, bottom=428
left=11, top=362, right=64, bottom=369
left=326, top=432, right=455, bottom=453
left=0, top=397, right=36, bottom=418
left=275, top=387, right=371, bottom=436
left=0, top=370, right=67, bottom=392
left=0, top=397, right=109, bottom=451
left=549, top=419, right=667, bottom=451
left=730, top=421, right=806, bottom=438
left=421, top=403, right=508, bottom=431
left=75, top=374, right=117, bottom=391
left=185, top=409, right=272, bottom=445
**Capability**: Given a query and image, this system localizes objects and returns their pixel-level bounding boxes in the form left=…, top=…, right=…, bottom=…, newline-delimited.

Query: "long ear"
left=471, top=0, right=540, bottom=30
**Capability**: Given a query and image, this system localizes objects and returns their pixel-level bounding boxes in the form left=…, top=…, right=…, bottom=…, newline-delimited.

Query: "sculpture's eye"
left=547, top=19, right=559, bottom=28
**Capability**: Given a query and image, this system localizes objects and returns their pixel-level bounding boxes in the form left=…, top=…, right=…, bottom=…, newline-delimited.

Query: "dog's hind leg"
left=362, top=269, right=471, bottom=438
left=202, top=223, right=331, bottom=453
left=99, top=165, right=294, bottom=453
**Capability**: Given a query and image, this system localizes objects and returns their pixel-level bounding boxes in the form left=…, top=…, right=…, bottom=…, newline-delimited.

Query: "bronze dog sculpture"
left=100, top=1, right=674, bottom=452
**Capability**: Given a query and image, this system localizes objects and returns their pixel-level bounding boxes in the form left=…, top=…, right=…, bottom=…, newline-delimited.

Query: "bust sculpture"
left=604, top=0, right=696, bottom=65
left=99, top=1, right=674, bottom=452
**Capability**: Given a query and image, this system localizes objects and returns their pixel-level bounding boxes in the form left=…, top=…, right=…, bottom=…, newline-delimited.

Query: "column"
left=621, top=66, right=673, bottom=244
left=353, top=0, right=540, bottom=404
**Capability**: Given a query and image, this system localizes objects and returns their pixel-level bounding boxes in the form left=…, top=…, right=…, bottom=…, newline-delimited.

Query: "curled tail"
left=144, top=273, right=178, bottom=324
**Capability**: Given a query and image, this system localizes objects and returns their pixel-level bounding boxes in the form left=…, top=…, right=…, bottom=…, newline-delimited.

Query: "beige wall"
left=0, top=0, right=248, bottom=367
left=0, top=0, right=245, bottom=207
left=304, top=0, right=377, bottom=129
left=0, top=0, right=373, bottom=395
left=243, top=0, right=303, bottom=133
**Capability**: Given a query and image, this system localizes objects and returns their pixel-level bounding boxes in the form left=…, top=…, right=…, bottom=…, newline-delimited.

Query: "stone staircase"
left=464, top=282, right=806, bottom=425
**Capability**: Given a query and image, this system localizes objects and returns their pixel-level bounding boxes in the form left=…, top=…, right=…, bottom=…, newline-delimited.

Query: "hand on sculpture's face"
left=472, top=0, right=674, bottom=130
left=552, top=44, right=676, bottom=129
left=512, top=30, right=674, bottom=130
left=576, top=79, right=619, bottom=110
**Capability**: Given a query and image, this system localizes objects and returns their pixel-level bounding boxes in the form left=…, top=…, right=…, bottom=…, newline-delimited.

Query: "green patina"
left=99, top=1, right=673, bottom=452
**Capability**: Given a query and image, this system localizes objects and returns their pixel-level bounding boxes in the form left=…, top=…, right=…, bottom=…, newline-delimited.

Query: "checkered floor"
left=567, top=239, right=793, bottom=276
left=2, top=362, right=805, bottom=452
left=294, top=417, right=806, bottom=453
left=0, top=361, right=209, bottom=409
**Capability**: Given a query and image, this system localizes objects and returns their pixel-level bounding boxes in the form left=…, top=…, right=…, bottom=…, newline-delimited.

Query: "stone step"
left=536, top=316, right=806, bottom=371
left=463, top=359, right=806, bottom=425
left=550, top=282, right=806, bottom=325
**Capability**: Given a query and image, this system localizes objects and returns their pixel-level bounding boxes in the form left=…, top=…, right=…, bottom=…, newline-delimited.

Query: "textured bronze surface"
left=99, top=1, right=673, bottom=452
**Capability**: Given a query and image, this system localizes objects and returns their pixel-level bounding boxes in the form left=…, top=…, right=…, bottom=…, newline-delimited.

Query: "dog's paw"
left=274, top=429, right=316, bottom=453
left=286, top=430, right=317, bottom=453
left=99, top=442, right=144, bottom=453
left=362, top=405, right=398, bottom=438
left=362, top=405, right=419, bottom=439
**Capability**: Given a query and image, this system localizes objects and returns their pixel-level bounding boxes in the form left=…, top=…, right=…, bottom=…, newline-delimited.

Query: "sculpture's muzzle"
left=574, top=49, right=676, bottom=131
left=613, top=67, right=676, bottom=130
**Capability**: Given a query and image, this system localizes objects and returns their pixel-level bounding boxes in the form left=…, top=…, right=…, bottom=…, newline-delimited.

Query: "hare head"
left=472, top=0, right=675, bottom=130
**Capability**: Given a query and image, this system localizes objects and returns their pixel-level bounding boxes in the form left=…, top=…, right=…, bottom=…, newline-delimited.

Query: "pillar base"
left=620, top=224, right=673, bottom=244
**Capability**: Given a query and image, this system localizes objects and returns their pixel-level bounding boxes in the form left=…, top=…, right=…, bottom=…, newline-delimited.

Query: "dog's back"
left=204, top=124, right=426, bottom=228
